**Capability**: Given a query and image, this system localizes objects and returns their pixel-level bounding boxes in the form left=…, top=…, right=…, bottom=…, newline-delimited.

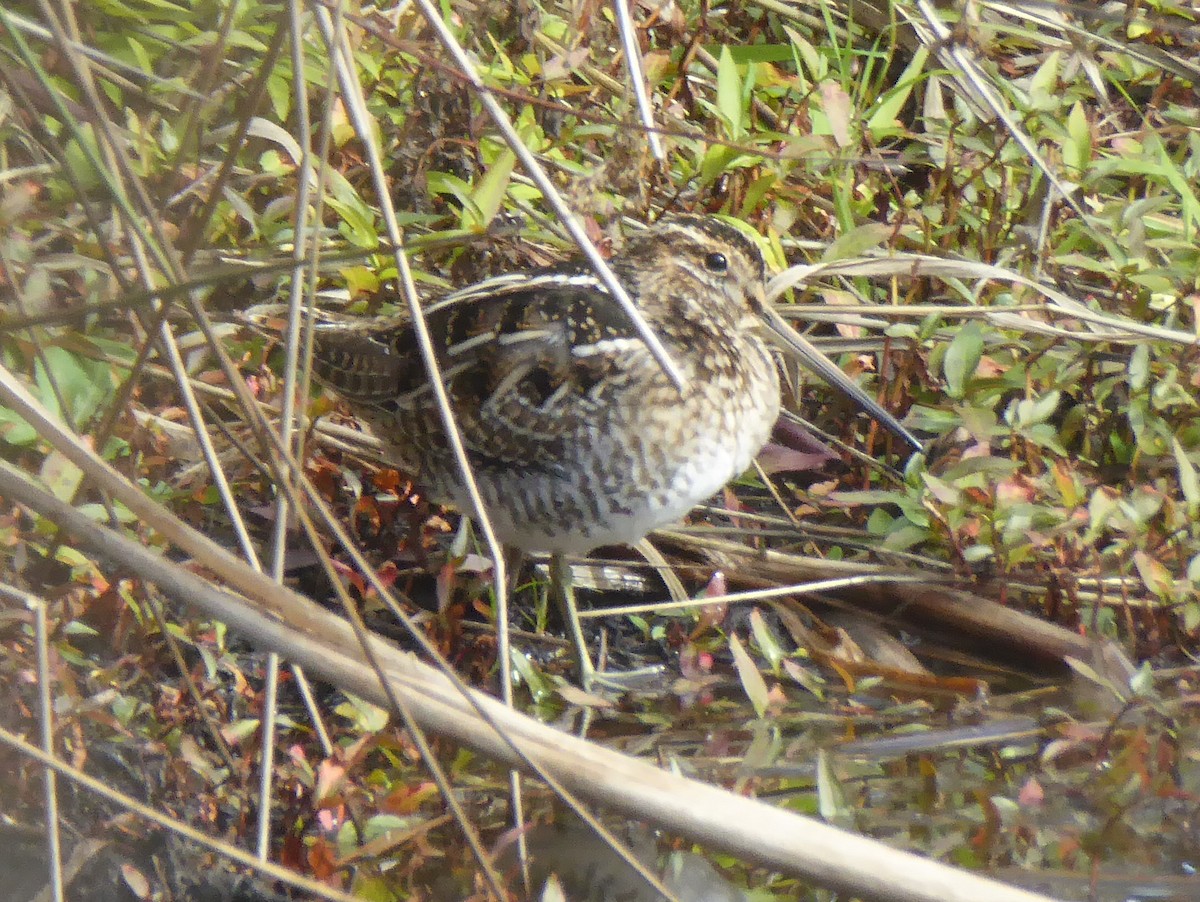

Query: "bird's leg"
left=548, top=553, right=665, bottom=692
left=548, top=552, right=597, bottom=691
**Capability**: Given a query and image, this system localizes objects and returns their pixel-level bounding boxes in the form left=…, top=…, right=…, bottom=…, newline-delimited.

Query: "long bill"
left=759, top=301, right=924, bottom=454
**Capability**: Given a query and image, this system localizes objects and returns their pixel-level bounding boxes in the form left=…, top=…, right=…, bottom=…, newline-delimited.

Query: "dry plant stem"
left=0, top=461, right=1058, bottom=902
left=0, top=351, right=665, bottom=896
left=405, top=0, right=688, bottom=390
left=185, top=309, right=662, bottom=890
left=160, top=0, right=241, bottom=182
left=33, top=596, right=64, bottom=902
left=308, top=3, right=513, bottom=700
left=765, top=254, right=1198, bottom=346
left=256, top=649, right=282, bottom=863
left=176, top=7, right=289, bottom=260
left=2, top=0, right=302, bottom=636
left=0, top=380, right=671, bottom=899
left=25, top=1, right=178, bottom=275
left=654, top=530, right=1096, bottom=669
left=752, top=457, right=802, bottom=529
left=311, top=12, right=524, bottom=892
left=613, top=0, right=665, bottom=159
left=1, top=11, right=206, bottom=101
left=253, top=0, right=332, bottom=862
left=2, top=15, right=330, bottom=821
left=574, top=574, right=930, bottom=620
left=633, top=538, right=690, bottom=604
left=531, top=31, right=623, bottom=94
left=275, top=45, right=339, bottom=757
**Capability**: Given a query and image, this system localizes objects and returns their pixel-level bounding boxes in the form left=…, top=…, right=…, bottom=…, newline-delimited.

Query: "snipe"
left=247, top=215, right=919, bottom=687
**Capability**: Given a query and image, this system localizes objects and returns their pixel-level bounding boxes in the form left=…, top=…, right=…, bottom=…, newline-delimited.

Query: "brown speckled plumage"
left=245, top=215, right=924, bottom=685
left=256, top=215, right=780, bottom=554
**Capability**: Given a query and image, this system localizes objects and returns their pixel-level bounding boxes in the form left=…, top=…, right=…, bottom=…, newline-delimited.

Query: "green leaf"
left=920, top=472, right=961, bottom=505
left=1128, top=661, right=1156, bottom=698
left=1065, top=102, right=1090, bottom=174
left=1127, top=343, right=1150, bottom=391
left=883, top=520, right=936, bottom=549
left=510, top=646, right=552, bottom=703
left=866, top=506, right=894, bottom=535
left=466, top=148, right=516, bottom=229
left=821, top=222, right=891, bottom=261
left=1014, top=390, right=1061, bottom=428
left=716, top=46, right=743, bottom=138
left=40, top=450, right=83, bottom=502
left=749, top=608, right=785, bottom=674
left=782, top=658, right=825, bottom=700
left=326, top=196, right=381, bottom=249
left=0, top=405, right=39, bottom=446
left=942, top=321, right=984, bottom=399
left=783, top=26, right=823, bottom=83
left=427, top=170, right=485, bottom=226
left=1133, top=550, right=1173, bottom=599
left=1027, top=50, right=1062, bottom=111
left=335, top=693, right=389, bottom=732
left=1101, top=155, right=1200, bottom=237
left=729, top=633, right=768, bottom=717
left=1173, top=438, right=1200, bottom=514
left=867, top=47, right=928, bottom=137
left=704, top=43, right=793, bottom=64
left=698, top=143, right=738, bottom=185
left=816, top=749, right=849, bottom=822
left=220, top=718, right=261, bottom=745
left=35, top=348, right=113, bottom=430
left=78, top=501, right=138, bottom=523
left=363, top=814, right=424, bottom=843
left=351, top=875, right=400, bottom=902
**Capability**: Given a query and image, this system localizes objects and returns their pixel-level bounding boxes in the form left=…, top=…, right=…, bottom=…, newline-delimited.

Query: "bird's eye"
left=703, top=252, right=729, bottom=273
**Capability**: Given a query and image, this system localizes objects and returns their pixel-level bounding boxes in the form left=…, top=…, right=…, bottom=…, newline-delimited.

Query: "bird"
left=244, top=214, right=921, bottom=688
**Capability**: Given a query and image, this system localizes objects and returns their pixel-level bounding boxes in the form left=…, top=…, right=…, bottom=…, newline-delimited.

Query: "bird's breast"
left=443, top=333, right=782, bottom=554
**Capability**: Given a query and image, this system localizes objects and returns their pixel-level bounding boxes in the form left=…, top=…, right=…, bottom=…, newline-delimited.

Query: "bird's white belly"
left=470, top=399, right=776, bottom=554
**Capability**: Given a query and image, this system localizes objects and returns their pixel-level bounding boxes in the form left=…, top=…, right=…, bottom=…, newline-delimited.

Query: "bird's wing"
left=384, top=268, right=654, bottom=472
left=244, top=269, right=657, bottom=473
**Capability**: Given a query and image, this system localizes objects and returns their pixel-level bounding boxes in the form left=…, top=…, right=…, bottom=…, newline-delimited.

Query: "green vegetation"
left=1, top=1, right=1198, bottom=899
